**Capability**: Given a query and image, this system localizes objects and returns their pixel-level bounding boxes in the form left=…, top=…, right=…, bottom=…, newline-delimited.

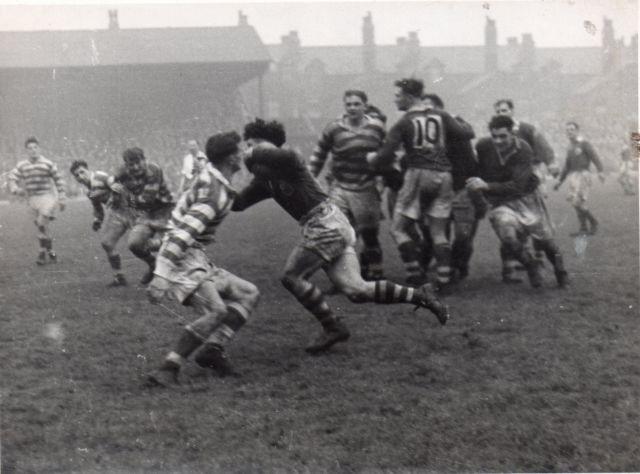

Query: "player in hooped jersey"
left=8, top=137, right=66, bottom=265
left=70, top=160, right=133, bottom=286
left=146, top=132, right=260, bottom=386
left=309, top=90, right=387, bottom=280
left=368, top=78, right=475, bottom=289
left=233, top=119, right=448, bottom=355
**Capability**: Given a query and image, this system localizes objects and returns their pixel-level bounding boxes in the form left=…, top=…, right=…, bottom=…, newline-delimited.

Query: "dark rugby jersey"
left=448, top=116, right=478, bottom=191
left=233, top=147, right=327, bottom=222
left=474, top=137, right=539, bottom=207
left=558, top=137, right=603, bottom=183
left=309, top=115, right=385, bottom=191
left=513, top=120, right=555, bottom=166
left=375, top=105, right=474, bottom=171
left=113, top=162, right=174, bottom=211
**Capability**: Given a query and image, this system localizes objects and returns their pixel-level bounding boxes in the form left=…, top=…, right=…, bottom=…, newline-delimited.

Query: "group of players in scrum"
left=8, top=77, right=615, bottom=386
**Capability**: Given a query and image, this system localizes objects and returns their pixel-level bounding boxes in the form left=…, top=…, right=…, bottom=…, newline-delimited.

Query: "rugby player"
left=367, top=78, right=475, bottom=289
left=8, top=137, right=66, bottom=265
left=554, top=122, right=605, bottom=236
left=494, top=99, right=559, bottom=281
left=110, top=147, right=174, bottom=284
left=308, top=90, right=386, bottom=280
left=469, top=115, right=569, bottom=289
left=70, top=160, right=132, bottom=286
left=146, top=132, right=260, bottom=386
left=233, top=119, right=449, bottom=355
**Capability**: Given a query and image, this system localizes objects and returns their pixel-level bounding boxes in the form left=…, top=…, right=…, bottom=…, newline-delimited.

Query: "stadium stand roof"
left=0, top=25, right=270, bottom=69
left=267, top=44, right=625, bottom=75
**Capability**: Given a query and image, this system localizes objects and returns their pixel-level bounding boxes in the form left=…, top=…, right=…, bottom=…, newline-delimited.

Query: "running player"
left=617, top=140, right=637, bottom=195
left=308, top=90, right=386, bottom=280
left=367, top=78, right=475, bottom=289
left=233, top=119, right=449, bottom=355
left=469, top=115, right=568, bottom=288
left=8, top=137, right=66, bottom=265
left=554, top=122, right=605, bottom=236
left=146, top=132, right=260, bottom=386
left=110, top=147, right=175, bottom=284
left=69, top=160, right=133, bottom=286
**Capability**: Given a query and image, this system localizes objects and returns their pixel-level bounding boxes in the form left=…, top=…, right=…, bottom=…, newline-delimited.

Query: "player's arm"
left=245, top=147, right=299, bottom=180
left=7, top=165, right=24, bottom=195
left=90, top=197, right=105, bottom=230
left=477, top=147, right=536, bottom=197
left=443, top=112, right=475, bottom=141
left=231, top=178, right=271, bottom=212
left=371, top=119, right=408, bottom=168
left=153, top=166, right=175, bottom=207
left=308, top=127, right=334, bottom=177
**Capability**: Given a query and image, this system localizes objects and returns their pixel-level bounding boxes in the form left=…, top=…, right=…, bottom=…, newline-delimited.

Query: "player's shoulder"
left=15, top=159, right=30, bottom=169
left=365, top=116, right=386, bottom=131
left=323, top=119, right=345, bottom=135
left=475, top=137, right=493, bottom=150
left=516, top=138, right=534, bottom=157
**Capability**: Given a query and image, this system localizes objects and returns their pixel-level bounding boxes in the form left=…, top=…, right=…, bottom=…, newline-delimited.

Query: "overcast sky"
left=0, top=0, right=637, bottom=47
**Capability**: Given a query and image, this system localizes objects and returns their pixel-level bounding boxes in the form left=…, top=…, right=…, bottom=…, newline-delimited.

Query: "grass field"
left=1, top=180, right=638, bottom=473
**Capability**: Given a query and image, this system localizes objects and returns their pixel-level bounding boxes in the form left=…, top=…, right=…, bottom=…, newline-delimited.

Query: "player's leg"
left=280, top=244, right=350, bottom=353
left=489, top=209, right=542, bottom=288
left=425, top=171, right=455, bottom=291
left=324, top=248, right=449, bottom=325
left=352, top=187, right=384, bottom=281
left=127, top=223, right=156, bottom=284
left=194, top=272, right=260, bottom=375
left=31, top=195, right=58, bottom=264
left=101, top=211, right=129, bottom=286
left=500, top=242, right=523, bottom=284
left=390, top=169, right=426, bottom=285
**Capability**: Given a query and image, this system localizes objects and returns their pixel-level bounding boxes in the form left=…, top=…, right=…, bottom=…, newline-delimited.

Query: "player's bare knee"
left=242, top=282, right=261, bottom=307
left=339, top=280, right=369, bottom=303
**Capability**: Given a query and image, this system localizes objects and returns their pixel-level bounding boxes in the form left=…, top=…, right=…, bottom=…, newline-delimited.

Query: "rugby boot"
left=36, top=250, right=47, bottom=266
left=146, top=361, right=180, bottom=388
left=195, top=343, right=241, bottom=378
left=107, top=273, right=128, bottom=287
left=414, top=283, right=449, bottom=326
left=305, top=318, right=351, bottom=354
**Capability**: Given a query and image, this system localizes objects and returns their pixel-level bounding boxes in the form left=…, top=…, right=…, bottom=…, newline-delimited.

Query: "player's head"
left=365, top=104, right=387, bottom=124
left=187, top=139, right=199, bottom=155
left=494, top=99, right=514, bottom=117
left=566, top=121, right=580, bottom=140
left=122, top=147, right=147, bottom=177
left=489, top=115, right=516, bottom=152
left=205, top=131, right=242, bottom=172
left=25, top=136, right=40, bottom=159
left=343, top=90, right=368, bottom=120
left=422, top=93, right=444, bottom=110
left=70, top=160, right=91, bottom=185
left=393, top=78, right=424, bottom=111
left=243, top=118, right=286, bottom=148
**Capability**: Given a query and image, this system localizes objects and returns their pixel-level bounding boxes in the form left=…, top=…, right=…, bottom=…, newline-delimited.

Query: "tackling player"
left=468, top=115, right=568, bottom=289
left=8, top=137, right=66, bottom=265
left=70, top=160, right=133, bottom=286
left=308, top=90, right=387, bottom=280
left=146, top=132, right=260, bottom=386
left=554, top=122, right=605, bottom=236
left=111, top=147, right=175, bottom=284
left=232, top=119, right=449, bottom=355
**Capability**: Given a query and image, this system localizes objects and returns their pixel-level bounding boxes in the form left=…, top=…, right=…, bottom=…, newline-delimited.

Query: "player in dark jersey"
left=469, top=115, right=568, bottom=289
left=554, top=122, right=605, bottom=235
left=111, top=148, right=174, bottom=284
left=309, top=90, right=387, bottom=280
left=368, top=78, right=475, bottom=289
left=70, top=160, right=133, bottom=286
left=423, top=94, right=486, bottom=282
left=494, top=99, right=559, bottom=281
left=233, top=119, right=449, bottom=355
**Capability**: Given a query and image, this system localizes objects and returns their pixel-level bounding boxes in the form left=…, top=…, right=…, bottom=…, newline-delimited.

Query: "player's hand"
left=466, top=177, right=488, bottom=191
left=92, top=219, right=102, bottom=232
left=366, top=152, right=378, bottom=166
left=147, top=276, right=170, bottom=304
left=110, top=182, right=125, bottom=194
left=59, top=201, right=66, bottom=212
